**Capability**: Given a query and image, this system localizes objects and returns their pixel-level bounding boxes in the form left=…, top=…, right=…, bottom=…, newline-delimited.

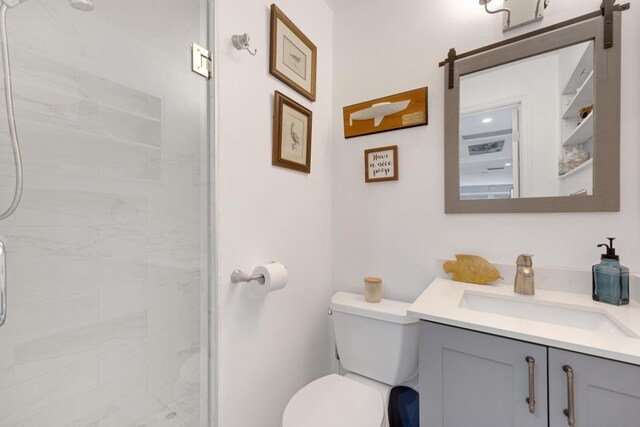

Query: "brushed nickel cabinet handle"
left=525, top=356, right=536, bottom=414
left=563, top=365, right=575, bottom=426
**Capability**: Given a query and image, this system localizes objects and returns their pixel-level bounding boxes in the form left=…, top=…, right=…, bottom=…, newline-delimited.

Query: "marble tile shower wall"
left=0, top=48, right=204, bottom=427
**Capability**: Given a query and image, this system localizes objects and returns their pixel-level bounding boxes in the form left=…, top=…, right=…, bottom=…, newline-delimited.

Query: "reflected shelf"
left=562, top=111, right=593, bottom=147
left=562, top=41, right=594, bottom=95
left=559, top=158, right=593, bottom=180
left=562, top=70, right=594, bottom=119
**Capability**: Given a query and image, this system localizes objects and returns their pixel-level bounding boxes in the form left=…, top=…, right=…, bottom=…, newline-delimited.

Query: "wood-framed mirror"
left=443, top=5, right=625, bottom=213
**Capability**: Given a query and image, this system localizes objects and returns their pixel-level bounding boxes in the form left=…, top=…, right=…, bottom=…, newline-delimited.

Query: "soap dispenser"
left=592, top=238, right=629, bottom=306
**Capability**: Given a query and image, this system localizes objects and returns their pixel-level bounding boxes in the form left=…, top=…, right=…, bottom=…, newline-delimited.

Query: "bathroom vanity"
left=409, top=278, right=640, bottom=427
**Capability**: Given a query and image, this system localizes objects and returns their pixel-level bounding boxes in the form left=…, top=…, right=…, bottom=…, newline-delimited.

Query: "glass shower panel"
left=0, top=1, right=210, bottom=426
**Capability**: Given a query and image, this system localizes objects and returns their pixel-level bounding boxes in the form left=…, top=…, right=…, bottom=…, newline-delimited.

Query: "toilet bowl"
left=282, top=292, right=419, bottom=427
left=283, top=374, right=386, bottom=427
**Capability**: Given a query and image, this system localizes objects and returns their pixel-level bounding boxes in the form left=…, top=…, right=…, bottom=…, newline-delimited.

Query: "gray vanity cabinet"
left=419, top=322, right=548, bottom=427
left=420, top=321, right=640, bottom=427
left=548, top=348, right=640, bottom=427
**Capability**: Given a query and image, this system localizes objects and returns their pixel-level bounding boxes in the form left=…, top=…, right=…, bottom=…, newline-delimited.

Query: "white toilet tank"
left=330, top=292, right=419, bottom=386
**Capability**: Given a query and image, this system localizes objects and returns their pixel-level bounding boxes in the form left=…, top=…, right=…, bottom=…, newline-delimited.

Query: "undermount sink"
left=459, top=291, right=635, bottom=338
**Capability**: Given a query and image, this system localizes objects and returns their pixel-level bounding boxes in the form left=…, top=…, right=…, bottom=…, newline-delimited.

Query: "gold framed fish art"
left=343, top=87, right=428, bottom=138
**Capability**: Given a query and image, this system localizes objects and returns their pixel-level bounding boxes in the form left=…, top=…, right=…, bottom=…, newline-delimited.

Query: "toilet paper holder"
left=230, top=269, right=266, bottom=285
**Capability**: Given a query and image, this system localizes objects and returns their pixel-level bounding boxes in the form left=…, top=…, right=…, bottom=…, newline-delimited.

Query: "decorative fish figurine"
left=443, top=255, right=502, bottom=285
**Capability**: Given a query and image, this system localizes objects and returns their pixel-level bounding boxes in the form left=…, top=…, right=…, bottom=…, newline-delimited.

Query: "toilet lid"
left=282, top=374, right=384, bottom=427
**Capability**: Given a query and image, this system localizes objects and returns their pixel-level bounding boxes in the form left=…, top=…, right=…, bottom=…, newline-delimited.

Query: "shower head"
left=70, top=0, right=94, bottom=11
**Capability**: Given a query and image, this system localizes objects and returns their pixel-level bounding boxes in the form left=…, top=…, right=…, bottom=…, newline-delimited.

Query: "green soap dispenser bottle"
left=592, top=237, right=629, bottom=306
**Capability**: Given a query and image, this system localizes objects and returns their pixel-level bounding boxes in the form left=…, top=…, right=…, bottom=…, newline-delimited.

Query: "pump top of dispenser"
left=597, top=237, right=619, bottom=260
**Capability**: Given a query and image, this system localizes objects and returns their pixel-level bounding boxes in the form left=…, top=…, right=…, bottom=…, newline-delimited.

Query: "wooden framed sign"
left=365, top=145, right=398, bottom=183
left=344, top=87, right=428, bottom=138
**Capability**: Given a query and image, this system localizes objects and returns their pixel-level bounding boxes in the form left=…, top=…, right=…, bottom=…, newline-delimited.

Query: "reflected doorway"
left=459, top=104, right=520, bottom=200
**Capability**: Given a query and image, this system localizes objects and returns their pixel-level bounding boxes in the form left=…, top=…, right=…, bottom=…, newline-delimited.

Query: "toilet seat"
left=282, top=374, right=384, bottom=427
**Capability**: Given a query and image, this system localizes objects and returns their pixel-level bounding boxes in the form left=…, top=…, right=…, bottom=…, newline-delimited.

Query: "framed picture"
left=270, top=4, right=317, bottom=102
left=344, top=87, right=428, bottom=138
left=273, top=91, right=313, bottom=173
left=364, top=145, right=398, bottom=183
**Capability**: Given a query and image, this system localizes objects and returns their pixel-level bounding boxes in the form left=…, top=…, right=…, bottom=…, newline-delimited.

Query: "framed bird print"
left=273, top=91, right=312, bottom=173
left=269, top=4, right=317, bottom=102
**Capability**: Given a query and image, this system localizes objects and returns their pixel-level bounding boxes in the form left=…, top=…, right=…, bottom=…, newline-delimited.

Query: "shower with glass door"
left=0, top=0, right=212, bottom=425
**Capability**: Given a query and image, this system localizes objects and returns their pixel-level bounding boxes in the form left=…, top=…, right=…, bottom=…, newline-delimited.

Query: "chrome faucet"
left=514, top=254, right=534, bottom=295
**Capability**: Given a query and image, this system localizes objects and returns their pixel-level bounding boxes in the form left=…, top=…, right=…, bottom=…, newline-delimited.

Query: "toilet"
left=282, top=292, right=420, bottom=427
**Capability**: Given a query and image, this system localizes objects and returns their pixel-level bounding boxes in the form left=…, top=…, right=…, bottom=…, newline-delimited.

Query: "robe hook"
left=232, top=33, right=257, bottom=56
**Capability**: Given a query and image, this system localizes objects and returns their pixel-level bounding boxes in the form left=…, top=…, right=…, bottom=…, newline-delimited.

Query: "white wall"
left=214, top=1, right=334, bottom=426
left=332, top=0, right=640, bottom=303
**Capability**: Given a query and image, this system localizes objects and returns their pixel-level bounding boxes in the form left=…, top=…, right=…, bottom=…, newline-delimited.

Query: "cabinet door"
left=549, top=348, right=640, bottom=427
left=419, top=322, right=548, bottom=427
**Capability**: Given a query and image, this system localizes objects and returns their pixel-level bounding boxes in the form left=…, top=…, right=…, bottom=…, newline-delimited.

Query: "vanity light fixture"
left=479, top=0, right=549, bottom=32
left=482, top=117, right=493, bottom=123
left=479, top=0, right=511, bottom=28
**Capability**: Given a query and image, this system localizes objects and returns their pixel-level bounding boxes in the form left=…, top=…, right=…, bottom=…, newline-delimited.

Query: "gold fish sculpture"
left=443, top=255, right=501, bottom=285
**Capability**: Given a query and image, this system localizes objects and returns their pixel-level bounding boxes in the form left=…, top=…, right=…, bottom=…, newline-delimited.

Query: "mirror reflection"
left=459, top=40, right=594, bottom=200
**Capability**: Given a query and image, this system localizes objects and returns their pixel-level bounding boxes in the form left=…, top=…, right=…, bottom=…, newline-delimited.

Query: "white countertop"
left=408, top=277, right=640, bottom=365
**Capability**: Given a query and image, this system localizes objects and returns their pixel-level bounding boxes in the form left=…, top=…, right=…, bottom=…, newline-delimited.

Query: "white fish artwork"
left=349, top=100, right=411, bottom=127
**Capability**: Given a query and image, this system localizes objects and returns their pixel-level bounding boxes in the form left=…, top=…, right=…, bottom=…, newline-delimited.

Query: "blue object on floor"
left=388, top=386, right=419, bottom=427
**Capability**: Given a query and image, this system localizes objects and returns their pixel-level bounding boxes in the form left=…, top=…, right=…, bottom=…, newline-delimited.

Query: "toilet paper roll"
left=250, top=262, right=288, bottom=296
